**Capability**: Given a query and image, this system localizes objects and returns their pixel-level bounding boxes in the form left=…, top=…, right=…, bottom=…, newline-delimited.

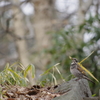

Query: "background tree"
left=32, top=0, right=54, bottom=78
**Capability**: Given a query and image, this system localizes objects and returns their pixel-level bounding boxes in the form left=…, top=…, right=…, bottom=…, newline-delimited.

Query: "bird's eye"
left=73, top=58, right=78, bottom=62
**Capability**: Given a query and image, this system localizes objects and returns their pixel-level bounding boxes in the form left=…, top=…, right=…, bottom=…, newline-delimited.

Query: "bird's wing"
left=77, top=64, right=86, bottom=76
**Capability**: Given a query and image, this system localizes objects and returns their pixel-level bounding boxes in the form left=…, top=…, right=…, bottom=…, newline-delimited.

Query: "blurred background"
left=0, top=0, right=100, bottom=95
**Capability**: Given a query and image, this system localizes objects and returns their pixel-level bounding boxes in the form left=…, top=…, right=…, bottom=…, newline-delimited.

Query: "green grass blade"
left=25, top=77, right=29, bottom=82
left=41, top=63, right=60, bottom=76
left=30, top=64, right=35, bottom=78
left=80, top=51, right=94, bottom=63
left=8, top=68, right=23, bottom=79
left=50, top=73, right=57, bottom=85
left=9, top=72, right=16, bottom=81
left=24, top=65, right=31, bottom=77
left=24, top=64, right=35, bottom=78
left=19, top=63, right=25, bottom=70
left=5, top=63, right=10, bottom=70
left=10, top=62, right=19, bottom=68
left=78, top=63, right=99, bottom=82
left=55, top=66, right=65, bottom=82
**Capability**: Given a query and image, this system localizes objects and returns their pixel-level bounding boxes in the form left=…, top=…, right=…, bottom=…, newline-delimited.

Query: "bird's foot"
left=75, top=78, right=81, bottom=81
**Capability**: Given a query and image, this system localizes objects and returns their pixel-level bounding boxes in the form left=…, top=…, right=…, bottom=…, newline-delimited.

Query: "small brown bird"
left=70, top=58, right=94, bottom=83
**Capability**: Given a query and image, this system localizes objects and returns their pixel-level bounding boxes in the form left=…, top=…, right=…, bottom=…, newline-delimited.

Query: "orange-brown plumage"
left=70, top=58, right=94, bottom=83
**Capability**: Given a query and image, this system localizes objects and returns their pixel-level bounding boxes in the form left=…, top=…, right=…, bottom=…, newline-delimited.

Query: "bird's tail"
left=83, top=76, right=95, bottom=84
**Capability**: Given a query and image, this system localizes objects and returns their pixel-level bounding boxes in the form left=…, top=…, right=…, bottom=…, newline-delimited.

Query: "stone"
left=52, top=78, right=92, bottom=100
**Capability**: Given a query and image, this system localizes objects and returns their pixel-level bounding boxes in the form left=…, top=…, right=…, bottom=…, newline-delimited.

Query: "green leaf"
left=41, top=63, right=60, bottom=76
left=10, top=62, right=19, bottom=68
left=19, top=63, right=25, bottom=70
left=55, top=66, right=65, bottom=82
left=8, top=68, right=23, bottom=79
left=24, top=65, right=31, bottom=77
left=80, top=51, right=94, bottom=63
left=9, top=72, right=16, bottom=81
left=50, top=73, right=57, bottom=85
left=5, top=63, right=10, bottom=70
left=25, top=77, right=29, bottom=82
left=24, top=64, right=35, bottom=78
left=92, top=94, right=96, bottom=97
left=79, top=23, right=85, bottom=32
left=31, top=64, right=35, bottom=78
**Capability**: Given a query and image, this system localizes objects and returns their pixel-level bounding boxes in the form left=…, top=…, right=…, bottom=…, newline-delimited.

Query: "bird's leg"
left=75, top=77, right=80, bottom=81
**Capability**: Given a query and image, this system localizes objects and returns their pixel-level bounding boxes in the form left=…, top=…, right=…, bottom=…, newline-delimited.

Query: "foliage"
left=0, top=63, right=35, bottom=98
left=80, top=14, right=100, bottom=94
left=0, top=63, right=35, bottom=86
left=39, top=63, right=65, bottom=87
left=0, top=62, right=65, bottom=99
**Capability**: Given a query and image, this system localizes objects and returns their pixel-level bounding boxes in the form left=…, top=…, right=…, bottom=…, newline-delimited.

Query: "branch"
left=0, top=0, right=31, bottom=13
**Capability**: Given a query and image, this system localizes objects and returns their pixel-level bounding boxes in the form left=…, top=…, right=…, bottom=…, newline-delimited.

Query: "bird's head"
left=72, top=58, right=78, bottom=63
left=69, top=56, right=78, bottom=63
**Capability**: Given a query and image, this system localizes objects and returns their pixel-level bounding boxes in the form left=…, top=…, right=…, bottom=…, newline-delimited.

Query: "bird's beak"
left=69, top=56, right=73, bottom=60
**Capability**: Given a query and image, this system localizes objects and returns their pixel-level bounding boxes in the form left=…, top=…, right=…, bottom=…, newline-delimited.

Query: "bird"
left=70, top=58, right=95, bottom=83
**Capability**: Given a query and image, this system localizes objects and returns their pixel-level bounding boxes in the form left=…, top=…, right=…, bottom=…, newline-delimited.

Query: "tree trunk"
left=33, top=0, right=53, bottom=75
left=13, top=0, right=35, bottom=85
